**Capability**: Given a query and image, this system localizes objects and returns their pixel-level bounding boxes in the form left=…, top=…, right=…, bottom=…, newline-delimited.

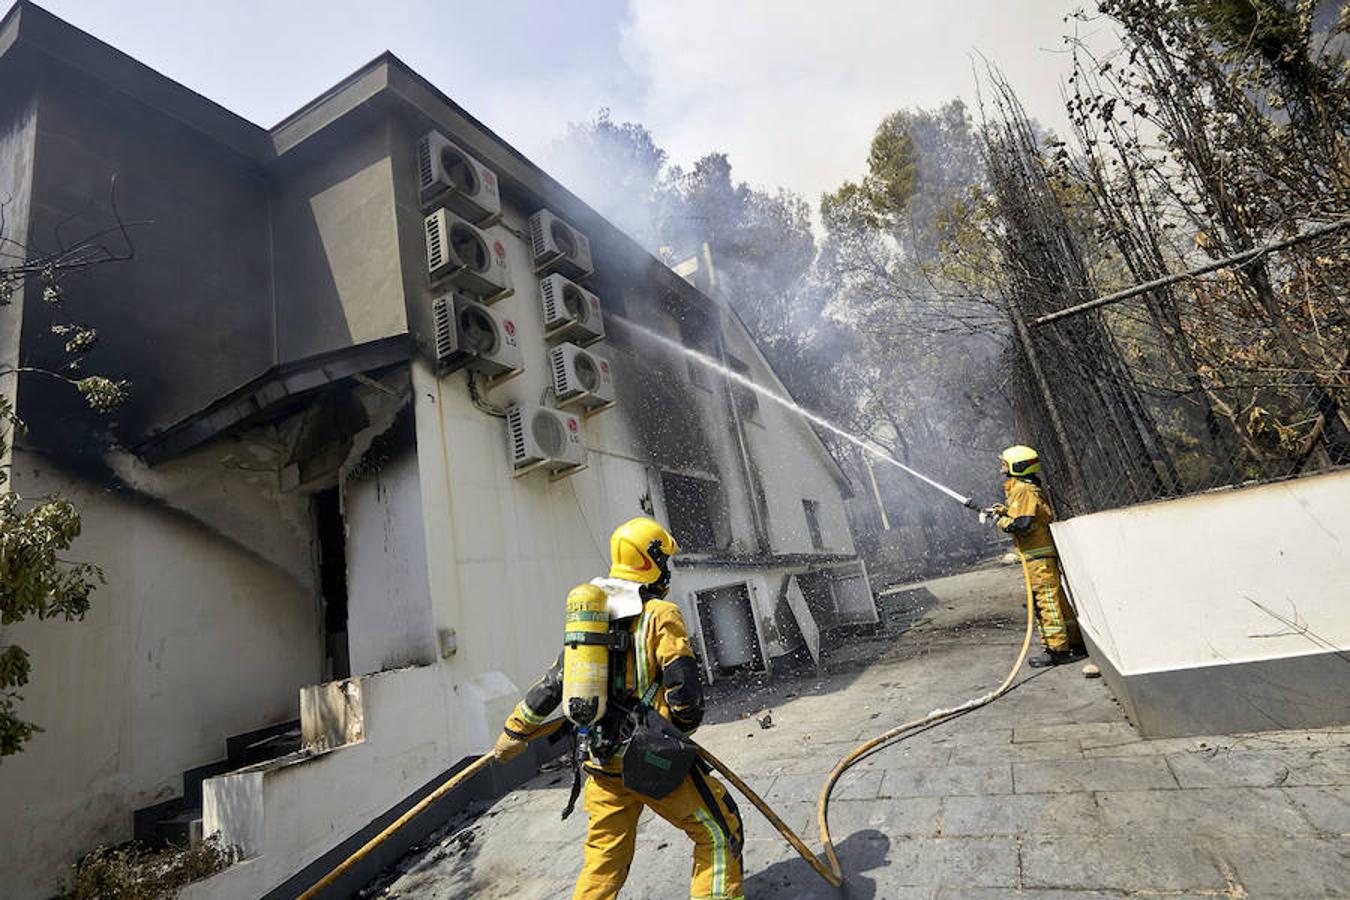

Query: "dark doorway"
left=695, top=584, right=765, bottom=676
left=314, top=487, right=350, bottom=680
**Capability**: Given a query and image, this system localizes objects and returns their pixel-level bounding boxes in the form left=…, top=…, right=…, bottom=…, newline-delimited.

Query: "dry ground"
left=363, top=562, right=1350, bottom=899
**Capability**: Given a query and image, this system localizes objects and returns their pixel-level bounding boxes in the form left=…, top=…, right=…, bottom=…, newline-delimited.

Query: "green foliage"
left=824, top=100, right=983, bottom=257
left=817, top=98, right=1012, bottom=541
left=1, top=266, right=124, bottom=757
left=0, top=488, right=103, bottom=757
left=865, top=112, right=922, bottom=218
left=75, top=376, right=130, bottom=413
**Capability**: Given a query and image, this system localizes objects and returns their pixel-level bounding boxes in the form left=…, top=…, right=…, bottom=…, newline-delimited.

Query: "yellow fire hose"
left=297, top=719, right=567, bottom=900
left=300, top=558, right=1037, bottom=897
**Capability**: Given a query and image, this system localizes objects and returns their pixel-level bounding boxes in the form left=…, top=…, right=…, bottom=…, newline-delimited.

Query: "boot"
left=1028, top=647, right=1088, bottom=668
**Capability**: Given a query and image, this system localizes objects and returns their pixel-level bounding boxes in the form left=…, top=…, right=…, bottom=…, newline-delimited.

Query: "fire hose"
left=298, top=554, right=1036, bottom=897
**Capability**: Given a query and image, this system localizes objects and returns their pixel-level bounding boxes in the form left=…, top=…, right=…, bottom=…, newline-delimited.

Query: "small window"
left=802, top=499, right=825, bottom=551
left=727, top=355, right=761, bottom=423
left=677, top=310, right=718, bottom=391
left=661, top=471, right=730, bottom=552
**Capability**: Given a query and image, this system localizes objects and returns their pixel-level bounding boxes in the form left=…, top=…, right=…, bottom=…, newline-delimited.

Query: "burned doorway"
left=695, top=584, right=765, bottom=676
left=314, top=487, right=350, bottom=681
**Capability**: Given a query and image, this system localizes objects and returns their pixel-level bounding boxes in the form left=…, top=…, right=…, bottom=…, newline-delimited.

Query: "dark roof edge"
left=0, top=1, right=270, bottom=160
left=136, top=335, right=414, bottom=465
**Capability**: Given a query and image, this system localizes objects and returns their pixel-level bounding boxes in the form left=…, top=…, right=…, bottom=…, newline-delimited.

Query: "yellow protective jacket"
left=502, top=598, right=703, bottom=775
left=997, top=475, right=1057, bottom=560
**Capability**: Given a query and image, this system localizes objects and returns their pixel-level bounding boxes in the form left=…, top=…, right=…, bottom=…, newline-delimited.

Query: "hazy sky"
left=37, top=0, right=1111, bottom=208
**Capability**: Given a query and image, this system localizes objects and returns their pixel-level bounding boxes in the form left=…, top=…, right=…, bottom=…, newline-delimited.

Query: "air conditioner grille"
left=551, top=220, right=578, bottom=260
left=425, top=216, right=444, bottom=271
left=432, top=296, right=454, bottom=363
left=551, top=352, right=569, bottom=394
left=417, top=137, right=435, bottom=192
left=573, top=352, right=601, bottom=392
left=508, top=406, right=526, bottom=463
left=449, top=224, right=489, bottom=272
left=541, top=277, right=559, bottom=325
left=562, top=284, right=586, bottom=322
left=441, top=146, right=479, bottom=195
left=529, top=214, right=548, bottom=259
left=461, top=304, right=501, bottom=355
left=532, top=410, right=567, bottom=457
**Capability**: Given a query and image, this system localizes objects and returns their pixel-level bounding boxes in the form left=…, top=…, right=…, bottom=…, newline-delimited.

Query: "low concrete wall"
left=186, top=664, right=498, bottom=900
left=1054, top=468, right=1350, bottom=737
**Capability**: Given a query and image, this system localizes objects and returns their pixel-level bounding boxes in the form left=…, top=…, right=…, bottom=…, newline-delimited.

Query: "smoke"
left=610, top=315, right=974, bottom=508
left=545, top=108, right=1013, bottom=572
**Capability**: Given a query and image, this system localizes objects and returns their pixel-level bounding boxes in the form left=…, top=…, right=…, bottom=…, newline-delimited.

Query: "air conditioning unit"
left=539, top=274, right=604, bottom=345
left=528, top=209, right=594, bottom=279
left=430, top=293, right=522, bottom=377
left=507, top=404, right=587, bottom=477
left=416, top=132, right=502, bottom=225
left=425, top=209, right=513, bottom=302
left=550, top=343, right=615, bottom=413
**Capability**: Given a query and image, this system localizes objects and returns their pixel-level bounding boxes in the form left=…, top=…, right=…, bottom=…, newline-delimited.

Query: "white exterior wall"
left=0, top=451, right=320, bottom=899
left=344, top=442, right=438, bottom=676
left=1054, top=468, right=1350, bottom=677
left=720, top=322, right=854, bottom=555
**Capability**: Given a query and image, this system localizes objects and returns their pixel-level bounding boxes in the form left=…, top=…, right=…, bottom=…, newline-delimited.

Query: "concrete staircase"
left=133, top=720, right=301, bottom=847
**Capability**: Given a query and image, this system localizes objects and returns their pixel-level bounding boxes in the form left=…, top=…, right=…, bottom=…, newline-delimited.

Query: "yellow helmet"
left=1000, top=445, right=1041, bottom=477
left=609, top=516, right=680, bottom=585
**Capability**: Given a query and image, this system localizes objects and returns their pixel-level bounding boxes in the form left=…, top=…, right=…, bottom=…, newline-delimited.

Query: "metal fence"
left=1010, top=222, right=1350, bottom=516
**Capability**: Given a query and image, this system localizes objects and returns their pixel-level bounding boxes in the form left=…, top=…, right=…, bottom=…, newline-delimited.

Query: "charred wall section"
left=17, top=65, right=272, bottom=460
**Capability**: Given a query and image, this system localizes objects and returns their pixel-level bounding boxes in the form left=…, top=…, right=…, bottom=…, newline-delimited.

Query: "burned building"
left=0, top=4, right=872, bottom=896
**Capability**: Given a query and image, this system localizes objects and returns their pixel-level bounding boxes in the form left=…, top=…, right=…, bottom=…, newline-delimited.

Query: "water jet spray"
left=611, top=315, right=980, bottom=510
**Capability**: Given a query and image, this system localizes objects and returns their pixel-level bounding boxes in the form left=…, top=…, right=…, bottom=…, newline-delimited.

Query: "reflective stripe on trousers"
left=573, top=768, right=744, bottom=900
left=1025, top=556, right=1082, bottom=651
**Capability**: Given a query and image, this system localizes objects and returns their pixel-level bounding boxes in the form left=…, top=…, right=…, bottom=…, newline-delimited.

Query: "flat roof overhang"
left=136, top=334, right=413, bottom=464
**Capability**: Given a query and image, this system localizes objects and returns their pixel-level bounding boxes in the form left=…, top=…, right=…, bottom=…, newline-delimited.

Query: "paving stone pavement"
left=365, top=563, right=1350, bottom=899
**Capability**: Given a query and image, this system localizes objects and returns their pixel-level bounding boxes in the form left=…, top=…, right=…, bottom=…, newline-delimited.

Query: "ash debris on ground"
left=367, top=561, right=1350, bottom=898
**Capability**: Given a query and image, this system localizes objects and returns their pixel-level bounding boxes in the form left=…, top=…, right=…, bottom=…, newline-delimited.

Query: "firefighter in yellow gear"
left=491, top=517, right=744, bottom=900
left=990, top=446, right=1086, bottom=667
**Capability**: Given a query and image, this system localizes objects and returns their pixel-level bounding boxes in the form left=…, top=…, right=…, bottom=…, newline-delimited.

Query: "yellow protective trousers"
left=573, top=767, right=744, bottom=900
left=1025, top=556, right=1082, bottom=652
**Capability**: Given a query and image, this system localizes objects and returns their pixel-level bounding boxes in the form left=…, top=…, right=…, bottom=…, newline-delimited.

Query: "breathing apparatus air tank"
left=562, top=583, right=610, bottom=727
